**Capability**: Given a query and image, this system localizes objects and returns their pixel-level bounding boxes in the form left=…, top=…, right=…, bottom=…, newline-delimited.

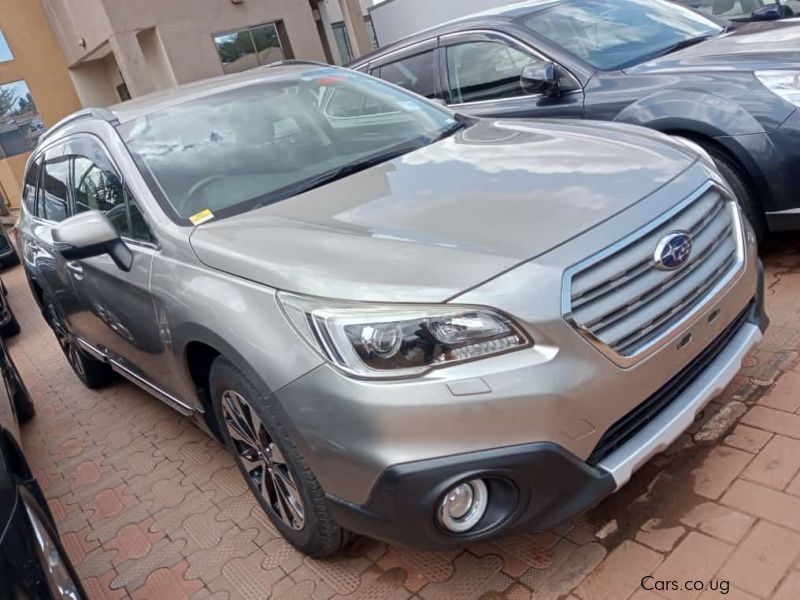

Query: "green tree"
left=0, top=85, right=18, bottom=116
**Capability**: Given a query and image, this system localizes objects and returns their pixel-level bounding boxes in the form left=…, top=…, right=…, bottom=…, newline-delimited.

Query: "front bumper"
left=326, top=283, right=766, bottom=548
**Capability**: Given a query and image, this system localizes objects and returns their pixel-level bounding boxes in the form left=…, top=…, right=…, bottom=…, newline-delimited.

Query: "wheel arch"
left=176, top=325, right=279, bottom=441
left=613, top=89, right=771, bottom=215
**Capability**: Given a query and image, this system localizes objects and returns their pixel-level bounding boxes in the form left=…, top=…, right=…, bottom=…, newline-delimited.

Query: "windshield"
left=120, top=68, right=458, bottom=222
left=520, top=0, right=724, bottom=70
left=678, top=0, right=795, bottom=21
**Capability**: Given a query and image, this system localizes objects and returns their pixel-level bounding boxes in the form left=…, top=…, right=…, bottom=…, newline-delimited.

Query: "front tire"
left=209, top=356, right=346, bottom=557
left=43, top=298, right=114, bottom=389
left=702, top=145, right=766, bottom=245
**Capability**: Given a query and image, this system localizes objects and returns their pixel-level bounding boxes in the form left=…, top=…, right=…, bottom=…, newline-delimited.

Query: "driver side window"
left=68, top=138, right=155, bottom=244
left=446, top=40, right=537, bottom=104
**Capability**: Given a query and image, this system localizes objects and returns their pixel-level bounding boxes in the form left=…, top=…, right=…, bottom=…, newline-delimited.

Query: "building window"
left=213, top=22, right=289, bottom=75
left=332, top=18, right=379, bottom=64
left=332, top=22, right=353, bottom=64
left=0, top=80, right=43, bottom=158
left=365, top=17, right=379, bottom=50
left=0, top=30, right=12, bottom=63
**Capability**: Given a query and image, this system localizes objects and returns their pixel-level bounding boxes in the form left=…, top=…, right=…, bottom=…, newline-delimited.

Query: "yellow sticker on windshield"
left=189, top=209, right=214, bottom=225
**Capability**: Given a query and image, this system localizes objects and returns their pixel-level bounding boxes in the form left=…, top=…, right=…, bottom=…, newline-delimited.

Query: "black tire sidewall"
left=209, top=357, right=341, bottom=556
left=703, top=147, right=766, bottom=244
left=43, top=296, right=112, bottom=389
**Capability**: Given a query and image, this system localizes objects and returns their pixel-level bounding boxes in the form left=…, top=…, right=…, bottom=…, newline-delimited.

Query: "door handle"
left=66, top=262, right=84, bottom=276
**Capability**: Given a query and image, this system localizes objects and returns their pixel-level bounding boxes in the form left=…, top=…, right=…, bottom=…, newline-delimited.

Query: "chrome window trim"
left=75, top=336, right=196, bottom=415
left=561, top=181, right=746, bottom=369
left=28, top=132, right=160, bottom=248
left=359, top=38, right=438, bottom=69
left=439, top=29, right=581, bottom=107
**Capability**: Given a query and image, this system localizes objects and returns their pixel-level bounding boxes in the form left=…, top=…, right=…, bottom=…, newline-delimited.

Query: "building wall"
left=0, top=0, right=82, bottom=207
left=45, top=0, right=328, bottom=92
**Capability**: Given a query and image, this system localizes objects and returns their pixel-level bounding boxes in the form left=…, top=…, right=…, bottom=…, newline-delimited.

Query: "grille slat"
left=581, top=221, right=733, bottom=330
left=587, top=305, right=750, bottom=465
left=566, top=186, right=742, bottom=360
left=572, top=197, right=727, bottom=310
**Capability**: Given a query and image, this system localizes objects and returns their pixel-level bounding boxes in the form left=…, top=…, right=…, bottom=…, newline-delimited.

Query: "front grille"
left=565, top=185, right=743, bottom=361
left=587, top=304, right=750, bottom=465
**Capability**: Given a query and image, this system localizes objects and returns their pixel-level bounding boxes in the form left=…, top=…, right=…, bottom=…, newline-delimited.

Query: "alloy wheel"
left=221, top=389, right=305, bottom=530
left=47, top=303, right=85, bottom=378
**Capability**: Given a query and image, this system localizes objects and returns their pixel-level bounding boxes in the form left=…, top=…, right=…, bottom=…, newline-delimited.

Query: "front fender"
left=615, top=89, right=778, bottom=210
left=614, top=89, right=767, bottom=137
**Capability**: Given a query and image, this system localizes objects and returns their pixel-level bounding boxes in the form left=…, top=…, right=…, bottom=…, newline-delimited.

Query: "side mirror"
left=521, top=62, right=560, bottom=96
left=53, top=211, right=133, bottom=272
left=751, top=3, right=783, bottom=20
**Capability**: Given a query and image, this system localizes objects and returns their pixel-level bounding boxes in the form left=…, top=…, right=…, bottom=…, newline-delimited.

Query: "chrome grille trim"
left=562, top=182, right=746, bottom=368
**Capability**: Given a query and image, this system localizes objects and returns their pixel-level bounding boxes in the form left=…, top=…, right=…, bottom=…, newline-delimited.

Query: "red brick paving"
left=5, top=239, right=800, bottom=599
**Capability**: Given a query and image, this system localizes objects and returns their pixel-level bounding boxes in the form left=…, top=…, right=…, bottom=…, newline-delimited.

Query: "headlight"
left=278, top=293, right=531, bottom=378
left=755, top=70, right=800, bottom=107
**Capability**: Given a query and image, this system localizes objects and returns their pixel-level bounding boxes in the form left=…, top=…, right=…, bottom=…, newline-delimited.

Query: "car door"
left=439, top=31, right=584, bottom=119
left=23, top=144, right=77, bottom=318
left=369, top=41, right=441, bottom=102
left=62, top=136, right=172, bottom=395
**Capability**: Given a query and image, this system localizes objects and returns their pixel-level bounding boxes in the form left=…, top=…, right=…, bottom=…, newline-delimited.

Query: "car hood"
left=629, top=20, right=800, bottom=73
left=189, top=119, right=696, bottom=303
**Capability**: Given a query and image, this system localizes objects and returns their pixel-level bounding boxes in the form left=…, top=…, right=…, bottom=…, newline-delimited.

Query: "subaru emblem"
left=654, top=232, right=693, bottom=271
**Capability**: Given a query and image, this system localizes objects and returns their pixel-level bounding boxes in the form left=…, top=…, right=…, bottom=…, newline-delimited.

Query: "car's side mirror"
left=751, top=2, right=783, bottom=20
left=521, top=62, right=560, bottom=97
left=52, top=210, right=133, bottom=272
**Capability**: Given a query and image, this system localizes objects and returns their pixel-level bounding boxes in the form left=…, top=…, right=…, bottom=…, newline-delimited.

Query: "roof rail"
left=38, top=107, right=120, bottom=145
left=268, top=59, right=333, bottom=69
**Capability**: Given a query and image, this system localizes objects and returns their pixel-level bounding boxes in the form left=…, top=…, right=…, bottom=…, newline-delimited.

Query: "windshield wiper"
left=251, top=141, right=427, bottom=210
left=644, top=33, right=717, bottom=62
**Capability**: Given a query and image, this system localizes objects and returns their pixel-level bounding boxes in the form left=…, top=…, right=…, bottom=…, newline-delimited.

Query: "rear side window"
left=377, top=51, right=437, bottom=99
left=22, top=158, right=41, bottom=214
left=40, top=154, right=70, bottom=222
left=446, top=41, right=534, bottom=104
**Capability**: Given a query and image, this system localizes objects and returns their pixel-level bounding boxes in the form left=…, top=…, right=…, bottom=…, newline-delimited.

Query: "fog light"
left=438, top=479, right=488, bottom=533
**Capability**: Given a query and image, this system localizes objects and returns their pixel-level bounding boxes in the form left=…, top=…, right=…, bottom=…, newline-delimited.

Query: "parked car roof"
left=108, top=62, right=326, bottom=124
left=349, top=0, right=565, bottom=68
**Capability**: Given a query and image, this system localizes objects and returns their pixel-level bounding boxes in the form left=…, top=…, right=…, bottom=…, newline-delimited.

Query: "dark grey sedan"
left=350, top=0, right=800, bottom=242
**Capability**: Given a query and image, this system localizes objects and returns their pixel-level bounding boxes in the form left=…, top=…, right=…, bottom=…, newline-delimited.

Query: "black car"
left=350, top=0, right=800, bottom=242
left=0, top=225, right=20, bottom=269
left=678, top=0, right=797, bottom=21
left=0, top=277, right=20, bottom=338
left=0, top=331, right=85, bottom=597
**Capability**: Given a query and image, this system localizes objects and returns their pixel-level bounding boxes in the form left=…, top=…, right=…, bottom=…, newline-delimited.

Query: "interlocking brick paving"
left=6, top=234, right=800, bottom=599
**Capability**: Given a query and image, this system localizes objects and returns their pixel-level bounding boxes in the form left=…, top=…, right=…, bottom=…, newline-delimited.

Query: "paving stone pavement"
left=6, top=235, right=800, bottom=600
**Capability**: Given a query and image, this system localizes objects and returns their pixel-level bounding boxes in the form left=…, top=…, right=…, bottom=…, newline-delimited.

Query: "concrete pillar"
left=317, top=1, right=342, bottom=65
left=338, top=0, right=372, bottom=59
left=108, top=31, right=156, bottom=97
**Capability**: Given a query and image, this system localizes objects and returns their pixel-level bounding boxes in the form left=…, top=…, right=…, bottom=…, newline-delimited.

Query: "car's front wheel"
left=702, top=145, right=766, bottom=245
left=43, top=298, right=114, bottom=389
left=209, top=356, right=346, bottom=557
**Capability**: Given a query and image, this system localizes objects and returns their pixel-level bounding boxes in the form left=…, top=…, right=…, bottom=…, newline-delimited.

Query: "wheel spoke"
left=268, top=468, right=292, bottom=524
left=238, top=451, right=263, bottom=476
left=220, top=389, right=305, bottom=531
left=222, top=392, right=259, bottom=449
left=225, top=413, right=258, bottom=450
left=269, top=443, right=286, bottom=466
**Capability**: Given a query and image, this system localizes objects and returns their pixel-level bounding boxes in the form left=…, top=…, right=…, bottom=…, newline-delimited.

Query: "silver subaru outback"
left=16, top=63, right=765, bottom=557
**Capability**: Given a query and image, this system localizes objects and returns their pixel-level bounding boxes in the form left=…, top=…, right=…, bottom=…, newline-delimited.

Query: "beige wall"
left=0, top=0, right=82, bottom=208
left=44, top=0, right=328, bottom=94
